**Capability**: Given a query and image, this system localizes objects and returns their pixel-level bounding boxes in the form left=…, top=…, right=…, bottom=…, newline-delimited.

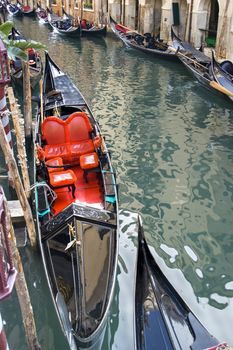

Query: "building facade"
left=37, top=0, right=233, bottom=60
left=109, top=0, right=233, bottom=60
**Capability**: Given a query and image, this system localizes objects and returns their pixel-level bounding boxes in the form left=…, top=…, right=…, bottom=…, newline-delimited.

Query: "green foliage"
left=0, top=21, right=46, bottom=61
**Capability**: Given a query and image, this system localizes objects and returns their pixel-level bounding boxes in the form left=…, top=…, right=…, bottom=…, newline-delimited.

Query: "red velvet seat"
left=41, top=112, right=95, bottom=163
left=80, top=152, right=99, bottom=182
left=45, top=157, right=77, bottom=198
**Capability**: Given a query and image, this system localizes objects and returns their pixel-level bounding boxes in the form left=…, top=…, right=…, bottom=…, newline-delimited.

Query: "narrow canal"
left=1, top=16, right=233, bottom=349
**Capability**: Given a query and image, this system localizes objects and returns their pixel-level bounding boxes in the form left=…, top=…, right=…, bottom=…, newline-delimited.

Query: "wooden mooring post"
left=22, top=61, right=32, bottom=142
left=0, top=187, right=41, bottom=350
left=7, top=87, right=31, bottom=198
left=0, top=119, right=37, bottom=248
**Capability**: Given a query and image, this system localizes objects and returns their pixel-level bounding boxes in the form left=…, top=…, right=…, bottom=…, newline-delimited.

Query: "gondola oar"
left=170, top=46, right=209, bottom=70
left=209, top=80, right=233, bottom=98
left=136, top=217, right=230, bottom=350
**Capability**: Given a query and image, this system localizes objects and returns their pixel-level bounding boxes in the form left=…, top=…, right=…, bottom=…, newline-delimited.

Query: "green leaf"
left=0, top=21, right=14, bottom=36
left=7, top=47, right=27, bottom=61
left=8, top=39, right=46, bottom=51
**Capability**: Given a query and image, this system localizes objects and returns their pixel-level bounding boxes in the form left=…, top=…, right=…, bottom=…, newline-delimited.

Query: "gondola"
left=171, top=27, right=233, bottom=102
left=48, top=12, right=80, bottom=36
left=36, top=4, right=48, bottom=24
left=17, top=0, right=35, bottom=16
left=110, top=16, right=178, bottom=61
left=9, top=27, right=43, bottom=89
left=135, top=217, right=230, bottom=350
left=33, top=52, right=118, bottom=349
left=210, top=53, right=233, bottom=102
left=5, top=0, right=22, bottom=16
left=62, top=9, right=107, bottom=36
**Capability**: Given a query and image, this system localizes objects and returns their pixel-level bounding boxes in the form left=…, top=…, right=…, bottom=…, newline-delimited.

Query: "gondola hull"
left=81, top=25, right=107, bottom=36
left=11, top=66, right=42, bottom=89
left=9, top=27, right=43, bottom=89
left=110, top=16, right=178, bottom=61
left=135, top=217, right=227, bottom=350
left=6, top=3, right=22, bottom=16
left=48, top=13, right=80, bottom=36
left=33, top=52, right=118, bottom=350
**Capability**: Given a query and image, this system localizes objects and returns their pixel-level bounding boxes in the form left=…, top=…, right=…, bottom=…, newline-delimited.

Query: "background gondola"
left=110, top=16, right=178, bottom=61
left=9, top=27, right=43, bottom=89
left=48, top=12, right=80, bottom=36
left=171, top=27, right=233, bottom=103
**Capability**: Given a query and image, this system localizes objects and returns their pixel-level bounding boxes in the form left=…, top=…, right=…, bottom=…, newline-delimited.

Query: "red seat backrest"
left=66, top=112, right=93, bottom=142
left=42, top=117, right=66, bottom=145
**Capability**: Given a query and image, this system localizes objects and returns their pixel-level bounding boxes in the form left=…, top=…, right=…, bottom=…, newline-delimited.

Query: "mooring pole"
left=7, top=87, right=31, bottom=198
left=0, top=39, right=13, bottom=186
left=0, top=187, right=41, bottom=350
left=0, top=121, right=37, bottom=248
left=22, top=61, right=32, bottom=143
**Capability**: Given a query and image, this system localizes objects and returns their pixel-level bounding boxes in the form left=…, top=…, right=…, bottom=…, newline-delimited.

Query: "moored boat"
left=210, top=53, right=233, bottom=102
left=5, top=0, right=22, bottom=16
left=48, top=12, right=80, bottom=36
left=33, top=52, right=118, bottom=349
left=17, top=0, right=35, bottom=16
left=9, top=27, right=43, bottom=89
left=36, top=4, right=48, bottom=24
left=110, top=16, right=178, bottom=61
left=62, top=9, right=106, bottom=36
left=135, top=217, right=231, bottom=350
left=171, top=27, right=233, bottom=102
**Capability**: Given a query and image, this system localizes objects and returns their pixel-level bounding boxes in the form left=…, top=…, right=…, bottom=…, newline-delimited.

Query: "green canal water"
left=1, top=16, right=233, bottom=349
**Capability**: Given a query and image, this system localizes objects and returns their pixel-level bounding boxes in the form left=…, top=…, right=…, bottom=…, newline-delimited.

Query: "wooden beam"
left=7, top=87, right=31, bottom=198
left=2, top=194, right=41, bottom=349
left=22, top=61, right=32, bottom=140
left=0, top=119, right=37, bottom=248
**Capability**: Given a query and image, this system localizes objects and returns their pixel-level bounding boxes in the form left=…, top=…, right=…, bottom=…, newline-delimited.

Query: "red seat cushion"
left=66, top=112, right=93, bottom=142
left=80, top=152, right=99, bottom=170
left=45, top=157, right=64, bottom=173
left=44, top=144, right=70, bottom=161
left=41, top=113, right=94, bottom=163
left=70, top=140, right=95, bottom=158
left=49, top=170, right=77, bottom=188
left=42, top=117, right=66, bottom=145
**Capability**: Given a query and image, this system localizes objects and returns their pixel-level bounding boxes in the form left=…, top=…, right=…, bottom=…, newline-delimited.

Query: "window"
left=74, top=0, right=78, bottom=8
left=51, top=0, right=56, bottom=5
left=83, top=0, right=93, bottom=10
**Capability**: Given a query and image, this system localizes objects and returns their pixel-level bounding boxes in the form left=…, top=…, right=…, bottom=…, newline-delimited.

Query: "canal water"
left=1, top=16, right=233, bottom=349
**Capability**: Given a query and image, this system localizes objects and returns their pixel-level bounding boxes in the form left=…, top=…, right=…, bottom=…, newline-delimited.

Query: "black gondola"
left=110, top=16, right=178, bottom=61
left=135, top=217, right=229, bottom=350
left=210, top=53, right=233, bottom=102
left=9, top=27, right=43, bottom=89
left=48, top=12, right=80, bottom=36
left=62, top=9, right=107, bottom=36
left=171, top=27, right=233, bottom=102
left=33, top=52, right=118, bottom=349
left=36, top=4, right=48, bottom=24
left=5, top=0, right=22, bottom=16
left=17, top=0, right=35, bottom=16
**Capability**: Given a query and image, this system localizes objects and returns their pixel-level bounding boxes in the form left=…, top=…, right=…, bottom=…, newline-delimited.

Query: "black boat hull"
left=135, top=217, right=222, bottom=350
left=110, top=16, right=178, bottom=61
